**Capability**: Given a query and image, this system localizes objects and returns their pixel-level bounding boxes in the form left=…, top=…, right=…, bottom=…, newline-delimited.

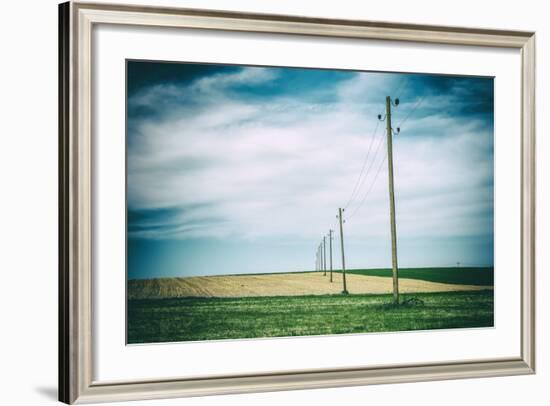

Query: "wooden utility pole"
left=316, top=249, right=318, bottom=272
left=385, top=96, right=399, bottom=304
left=329, top=229, right=333, bottom=282
left=323, top=236, right=327, bottom=276
left=338, top=208, right=348, bottom=294
left=319, top=243, right=324, bottom=271
left=319, top=243, right=323, bottom=274
left=318, top=244, right=321, bottom=273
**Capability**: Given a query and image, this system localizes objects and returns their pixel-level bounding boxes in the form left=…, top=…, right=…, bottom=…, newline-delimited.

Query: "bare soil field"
left=128, top=271, right=492, bottom=300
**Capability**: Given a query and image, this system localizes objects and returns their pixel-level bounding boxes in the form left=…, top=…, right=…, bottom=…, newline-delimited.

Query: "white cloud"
left=127, top=69, right=493, bottom=246
left=191, top=67, right=277, bottom=92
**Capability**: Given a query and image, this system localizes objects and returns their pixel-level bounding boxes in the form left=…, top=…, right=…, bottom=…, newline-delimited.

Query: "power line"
left=343, top=121, right=381, bottom=209
left=345, top=153, right=387, bottom=221
left=397, top=94, right=426, bottom=129
left=313, top=94, right=407, bottom=300
left=392, top=77, right=408, bottom=99
left=344, top=129, right=387, bottom=210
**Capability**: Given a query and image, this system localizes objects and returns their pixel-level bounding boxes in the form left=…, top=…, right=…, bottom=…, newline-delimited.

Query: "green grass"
left=342, top=267, right=493, bottom=286
left=127, top=290, right=494, bottom=344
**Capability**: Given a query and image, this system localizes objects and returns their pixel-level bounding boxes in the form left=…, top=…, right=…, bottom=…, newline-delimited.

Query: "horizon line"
left=128, top=265, right=494, bottom=281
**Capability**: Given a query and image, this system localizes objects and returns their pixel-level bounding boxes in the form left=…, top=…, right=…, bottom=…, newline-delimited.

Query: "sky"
left=126, top=60, right=494, bottom=280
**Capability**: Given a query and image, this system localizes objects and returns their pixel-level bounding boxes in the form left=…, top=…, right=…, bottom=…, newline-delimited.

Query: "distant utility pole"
left=319, top=243, right=323, bottom=274
left=318, top=244, right=321, bottom=273
left=315, top=249, right=318, bottom=272
left=337, top=208, right=348, bottom=294
left=329, top=229, right=334, bottom=282
left=384, top=95, right=400, bottom=304
left=323, top=236, right=327, bottom=276
left=319, top=238, right=323, bottom=276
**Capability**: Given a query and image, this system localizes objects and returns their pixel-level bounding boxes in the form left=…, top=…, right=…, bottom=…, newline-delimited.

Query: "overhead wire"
left=342, top=78, right=408, bottom=213
left=345, top=92, right=421, bottom=222
left=344, top=126, right=386, bottom=210
left=343, top=121, right=381, bottom=210
left=316, top=88, right=427, bottom=276
left=397, top=94, right=426, bottom=129
left=345, top=151, right=387, bottom=221
left=392, top=77, right=408, bottom=100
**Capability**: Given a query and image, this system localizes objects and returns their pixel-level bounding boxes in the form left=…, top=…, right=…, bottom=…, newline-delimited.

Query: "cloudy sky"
left=126, top=60, right=494, bottom=280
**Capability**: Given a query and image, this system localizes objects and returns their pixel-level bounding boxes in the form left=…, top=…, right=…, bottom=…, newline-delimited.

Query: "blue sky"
left=126, top=60, right=494, bottom=280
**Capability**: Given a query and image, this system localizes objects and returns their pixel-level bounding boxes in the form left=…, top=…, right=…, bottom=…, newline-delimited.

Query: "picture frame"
left=59, top=1, right=536, bottom=404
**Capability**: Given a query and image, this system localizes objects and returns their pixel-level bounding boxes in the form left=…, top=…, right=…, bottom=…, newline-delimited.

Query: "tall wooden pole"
left=316, top=249, right=318, bottom=272
left=385, top=96, right=399, bottom=304
left=338, top=208, right=348, bottom=294
left=318, top=246, right=321, bottom=272
left=318, top=245, right=321, bottom=273
left=319, top=244, right=323, bottom=274
left=329, top=229, right=333, bottom=282
left=323, top=236, right=327, bottom=276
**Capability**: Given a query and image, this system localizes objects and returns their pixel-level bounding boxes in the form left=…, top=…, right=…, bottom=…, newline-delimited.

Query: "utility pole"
left=319, top=243, right=323, bottom=274
left=337, top=208, right=348, bottom=294
left=323, top=236, right=327, bottom=276
left=384, top=95, right=400, bottom=304
left=315, top=249, right=318, bottom=272
left=329, top=229, right=333, bottom=282
left=317, top=244, right=321, bottom=273
left=318, top=245, right=321, bottom=272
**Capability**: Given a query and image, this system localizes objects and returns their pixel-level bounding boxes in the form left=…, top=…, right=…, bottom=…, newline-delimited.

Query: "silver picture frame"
left=59, top=1, right=536, bottom=403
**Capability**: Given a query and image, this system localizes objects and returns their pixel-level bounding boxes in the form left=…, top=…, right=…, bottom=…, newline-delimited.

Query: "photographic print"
left=126, top=60, right=494, bottom=344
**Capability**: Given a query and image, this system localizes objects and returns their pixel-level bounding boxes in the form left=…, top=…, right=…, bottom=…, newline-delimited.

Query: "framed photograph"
left=59, top=1, right=535, bottom=404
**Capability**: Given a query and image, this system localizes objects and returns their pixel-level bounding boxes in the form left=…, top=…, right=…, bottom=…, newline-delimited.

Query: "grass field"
left=343, top=267, right=493, bottom=286
left=127, top=290, right=494, bottom=344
